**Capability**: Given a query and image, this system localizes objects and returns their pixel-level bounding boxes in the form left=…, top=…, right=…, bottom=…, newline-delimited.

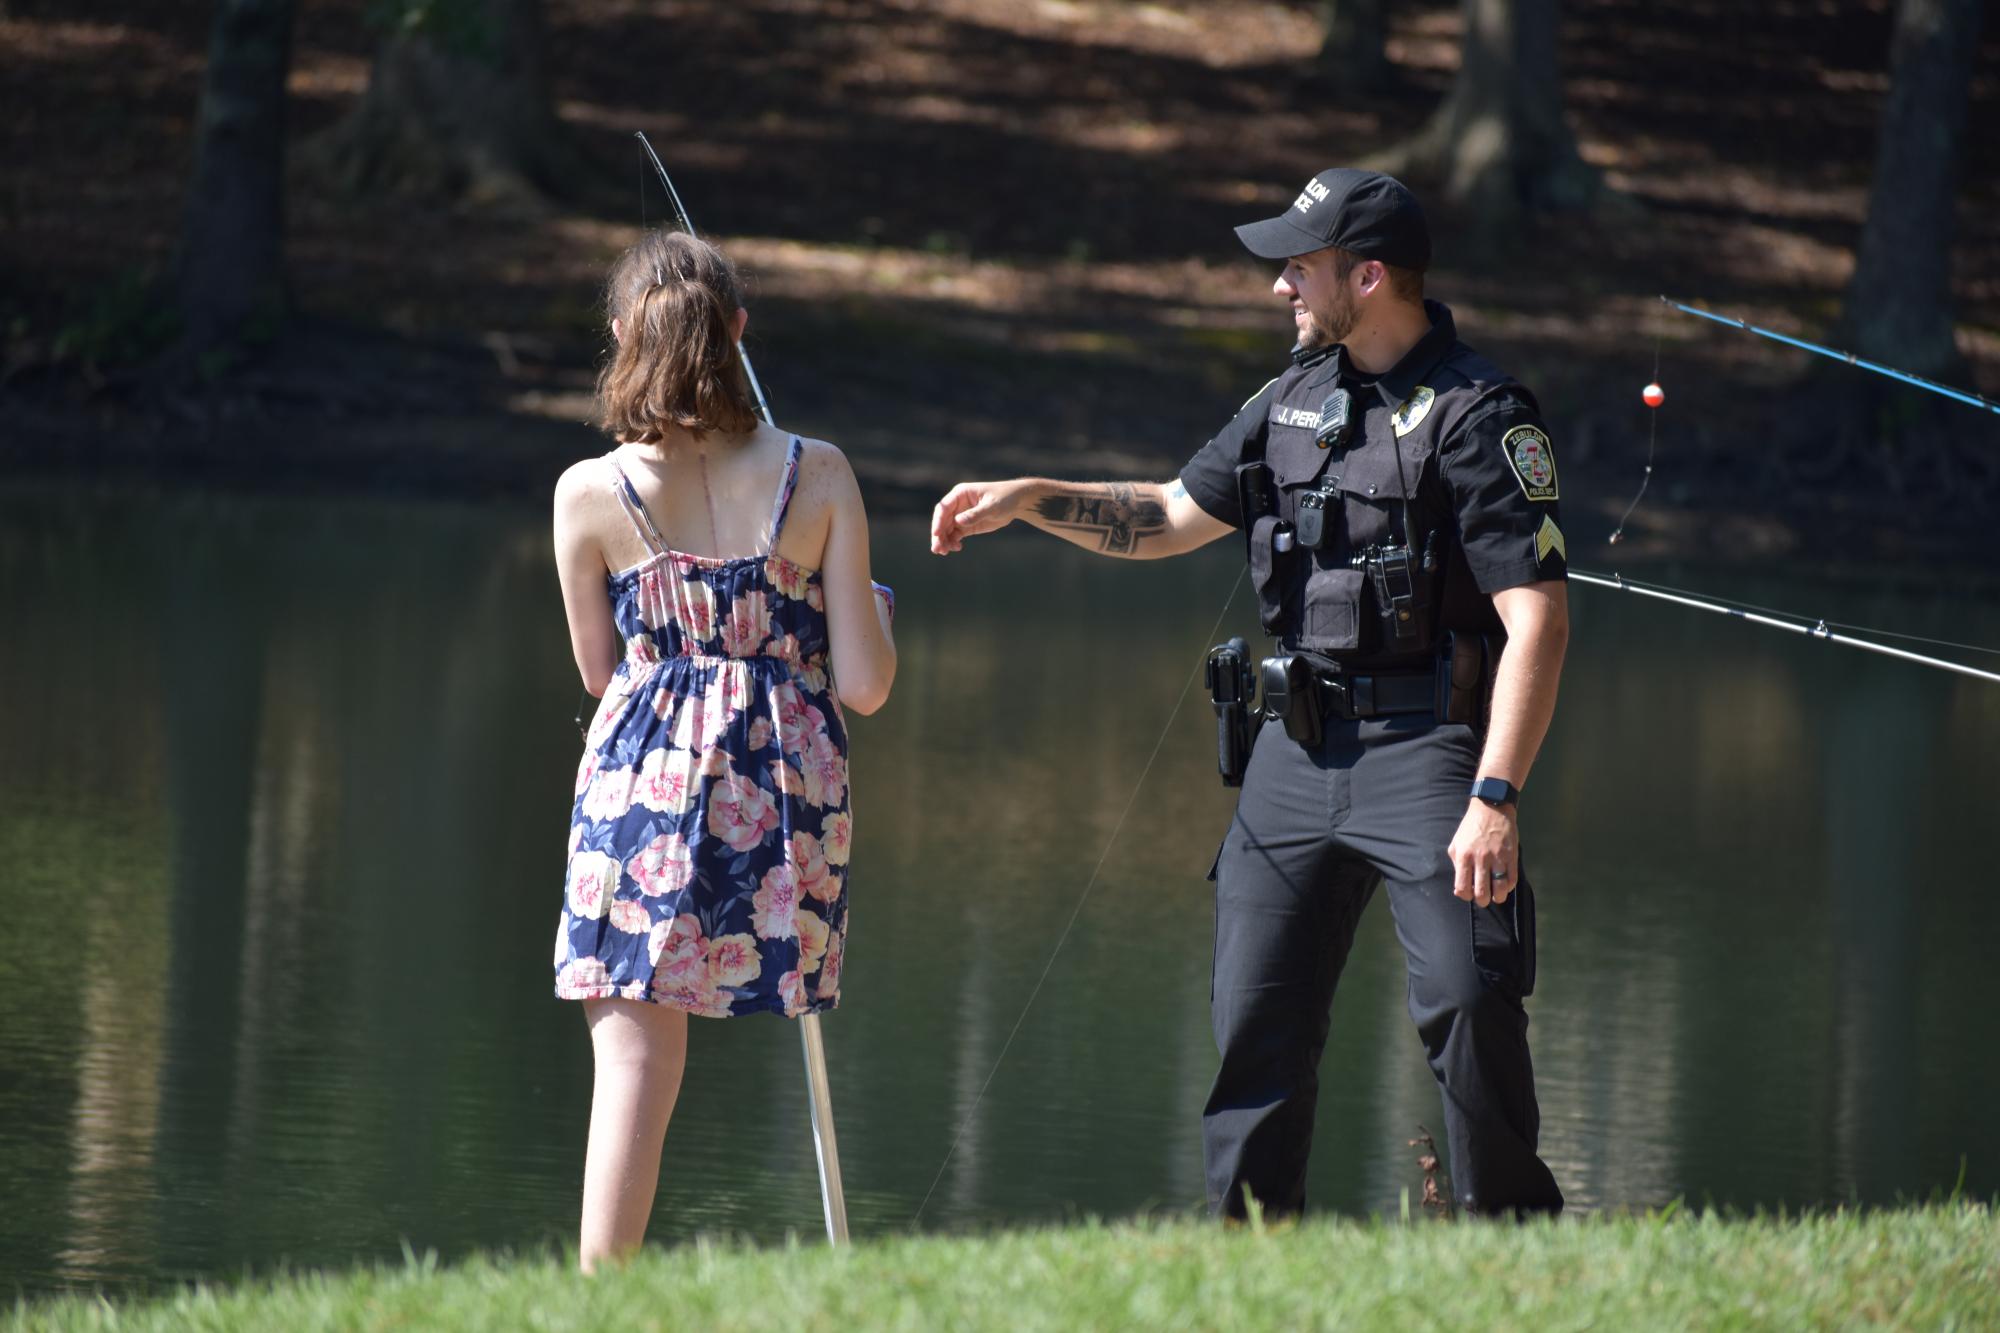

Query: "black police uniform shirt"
left=1179, top=300, right=1566, bottom=669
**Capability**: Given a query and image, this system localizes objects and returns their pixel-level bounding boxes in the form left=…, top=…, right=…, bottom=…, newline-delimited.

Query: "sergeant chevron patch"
left=1503, top=424, right=1559, bottom=502
left=1535, top=514, right=1567, bottom=564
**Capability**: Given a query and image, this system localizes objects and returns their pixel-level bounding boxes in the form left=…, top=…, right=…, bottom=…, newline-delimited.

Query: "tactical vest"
left=1240, top=341, right=1532, bottom=664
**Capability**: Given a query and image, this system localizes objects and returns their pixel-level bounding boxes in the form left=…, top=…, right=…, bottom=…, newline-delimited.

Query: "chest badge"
left=1391, top=386, right=1435, bottom=437
left=1503, top=424, right=1560, bottom=502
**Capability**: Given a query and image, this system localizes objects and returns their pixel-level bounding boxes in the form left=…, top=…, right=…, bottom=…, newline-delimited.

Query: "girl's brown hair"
left=596, top=230, right=759, bottom=444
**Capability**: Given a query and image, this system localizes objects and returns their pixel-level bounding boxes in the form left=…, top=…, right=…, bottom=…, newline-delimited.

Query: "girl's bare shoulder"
left=788, top=435, right=860, bottom=495
left=555, top=452, right=616, bottom=508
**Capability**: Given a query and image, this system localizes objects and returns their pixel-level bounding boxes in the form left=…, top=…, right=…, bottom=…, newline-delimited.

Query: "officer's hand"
left=1448, top=801, right=1519, bottom=908
left=931, top=480, right=1032, bottom=554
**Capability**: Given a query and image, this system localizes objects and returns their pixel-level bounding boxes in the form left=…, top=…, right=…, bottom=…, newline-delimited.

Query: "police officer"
left=929, top=168, right=1568, bottom=1218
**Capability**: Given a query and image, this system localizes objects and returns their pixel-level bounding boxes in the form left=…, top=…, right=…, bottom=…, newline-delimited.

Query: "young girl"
left=551, top=230, right=896, bottom=1272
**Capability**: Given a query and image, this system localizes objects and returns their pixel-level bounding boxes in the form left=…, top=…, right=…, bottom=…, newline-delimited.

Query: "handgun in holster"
left=1205, top=637, right=1259, bottom=787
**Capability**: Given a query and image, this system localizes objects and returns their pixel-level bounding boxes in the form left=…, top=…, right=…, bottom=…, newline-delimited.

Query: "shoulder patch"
left=1502, top=424, right=1559, bottom=502
left=1391, top=386, right=1435, bottom=437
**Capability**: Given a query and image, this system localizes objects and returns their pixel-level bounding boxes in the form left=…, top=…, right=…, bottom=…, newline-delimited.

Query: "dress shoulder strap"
left=763, top=435, right=805, bottom=552
left=605, top=452, right=668, bottom=556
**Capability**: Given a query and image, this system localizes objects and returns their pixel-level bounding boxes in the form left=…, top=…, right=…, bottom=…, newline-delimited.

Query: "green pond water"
left=2, top=487, right=1997, bottom=1296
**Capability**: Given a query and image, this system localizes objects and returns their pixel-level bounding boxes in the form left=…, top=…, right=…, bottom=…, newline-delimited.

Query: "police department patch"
left=1392, top=386, right=1435, bottom=437
left=1503, top=425, right=1559, bottom=502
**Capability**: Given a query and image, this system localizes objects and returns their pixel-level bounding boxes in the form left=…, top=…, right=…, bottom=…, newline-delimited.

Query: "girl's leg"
left=578, top=997, right=688, bottom=1273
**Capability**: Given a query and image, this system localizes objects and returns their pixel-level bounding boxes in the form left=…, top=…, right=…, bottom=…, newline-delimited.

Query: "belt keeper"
left=1350, top=676, right=1375, bottom=718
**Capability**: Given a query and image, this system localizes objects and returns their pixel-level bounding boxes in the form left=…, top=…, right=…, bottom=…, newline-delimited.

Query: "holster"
left=1205, top=637, right=1259, bottom=787
left=1259, top=653, right=1323, bottom=749
left=1435, top=632, right=1489, bottom=727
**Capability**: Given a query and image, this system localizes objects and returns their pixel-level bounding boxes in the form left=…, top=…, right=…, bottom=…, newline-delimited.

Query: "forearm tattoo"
left=1032, top=483, right=1169, bottom=555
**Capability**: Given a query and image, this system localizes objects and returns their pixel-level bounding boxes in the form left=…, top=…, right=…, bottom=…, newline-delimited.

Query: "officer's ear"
left=1354, top=260, right=1389, bottom=300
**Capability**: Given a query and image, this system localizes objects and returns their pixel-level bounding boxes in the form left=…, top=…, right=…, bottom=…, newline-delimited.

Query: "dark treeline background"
left=1, top=0, right=1996, bottom=558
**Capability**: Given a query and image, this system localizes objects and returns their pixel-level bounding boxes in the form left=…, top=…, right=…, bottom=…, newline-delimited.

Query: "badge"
left=1535, top=514, right=1567, bottom=564
left=1391, top=386, right=1435, bottom=437
left=1503, top=424, right=1559, bottom=502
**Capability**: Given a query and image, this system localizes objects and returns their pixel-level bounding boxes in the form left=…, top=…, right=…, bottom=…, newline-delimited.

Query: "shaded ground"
left=3, top=0, right=1999, bottom=566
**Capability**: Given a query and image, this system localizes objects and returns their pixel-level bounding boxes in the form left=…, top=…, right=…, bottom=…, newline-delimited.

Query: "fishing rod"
left=633, top=132, right=774, bottom=424
left=1570, top=569, right=2000, bottom=684
left=1614, top=294, right=1996, bottom=552
left=1659, top=296, right=2000, bottom=417
left=626, top=130, right=851, bottom=1245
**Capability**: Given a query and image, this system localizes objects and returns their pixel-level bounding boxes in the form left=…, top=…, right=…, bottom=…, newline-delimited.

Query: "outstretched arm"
left=930, top=476, right=1232, bottom=560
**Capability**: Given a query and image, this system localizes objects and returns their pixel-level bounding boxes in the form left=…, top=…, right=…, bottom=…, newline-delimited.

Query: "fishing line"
left=1660, top=296, right=2000, bottom=417
left=910, top=565, right=1247, bottom=1228
left=1608, top=307, right=1664, bottom=545
left=1609, top=295, right=1997, bottom=542
left=1571, top=569, right=2000, bottom=684
left=1578, top=573, right=2000, bottom=659
left=1813, top=622, right=2000, bottom=658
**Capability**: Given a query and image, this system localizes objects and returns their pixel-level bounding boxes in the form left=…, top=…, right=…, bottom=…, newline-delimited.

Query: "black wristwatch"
left=1469, top=776, right=1520, bottom=808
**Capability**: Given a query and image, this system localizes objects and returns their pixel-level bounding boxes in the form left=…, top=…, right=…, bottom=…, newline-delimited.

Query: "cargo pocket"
left=1470, top=877, right=1536, bottom=999
left=1298, top=564, right=1363, bottom=653
left=1246, top=514, right=1292, bottom=635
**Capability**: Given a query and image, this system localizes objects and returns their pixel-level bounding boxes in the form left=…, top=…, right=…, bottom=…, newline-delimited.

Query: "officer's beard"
left=1297, top=287, right=1359, bottom=353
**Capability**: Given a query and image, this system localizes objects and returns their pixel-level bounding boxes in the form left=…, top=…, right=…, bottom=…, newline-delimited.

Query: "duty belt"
left=1253, top=638, right=1487, bottom=757
left=1314, top=667, right=1436, bottom=720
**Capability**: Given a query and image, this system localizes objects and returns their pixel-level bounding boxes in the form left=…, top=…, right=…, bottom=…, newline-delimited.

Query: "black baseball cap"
left=1234, top=168, right=1431, bottom=270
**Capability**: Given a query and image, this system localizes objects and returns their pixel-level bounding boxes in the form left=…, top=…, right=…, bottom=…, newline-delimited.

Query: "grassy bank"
left=11, top=1206, right=1998, bottom=1331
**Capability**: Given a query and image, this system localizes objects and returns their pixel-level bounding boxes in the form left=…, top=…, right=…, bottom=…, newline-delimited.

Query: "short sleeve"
left=1437, top=395, right=1568, bottom=593
left=1178, top=376, right=1280, bottom=529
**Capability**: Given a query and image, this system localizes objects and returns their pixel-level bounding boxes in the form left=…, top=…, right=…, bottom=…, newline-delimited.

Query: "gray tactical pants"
left=1203, top=714, right=1564, bottom=1218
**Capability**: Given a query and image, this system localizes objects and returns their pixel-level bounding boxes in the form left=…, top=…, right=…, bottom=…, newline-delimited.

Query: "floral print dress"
left=556, top=437, right=850, bottom=1017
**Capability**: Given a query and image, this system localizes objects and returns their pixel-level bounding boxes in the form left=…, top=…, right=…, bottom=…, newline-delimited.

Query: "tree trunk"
left=1797, top=0, right=1991, bottom=509
left=175, top=0, right=298, bottom=373
left=1839, top=0, right=1984, bottom=380
left=303, top=0, right=576, bottom=213
left=1315, top=0, right=1389, bottom=93
left=1373, top=0, right=1596, bottom=228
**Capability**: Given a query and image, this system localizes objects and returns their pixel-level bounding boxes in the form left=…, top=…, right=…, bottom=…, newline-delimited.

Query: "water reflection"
left=0, top=488, right=1996, bottom=1295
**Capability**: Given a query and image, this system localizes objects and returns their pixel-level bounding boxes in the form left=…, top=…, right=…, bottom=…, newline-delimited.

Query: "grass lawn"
left=10, top=1204, right=1997, bottom=1331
